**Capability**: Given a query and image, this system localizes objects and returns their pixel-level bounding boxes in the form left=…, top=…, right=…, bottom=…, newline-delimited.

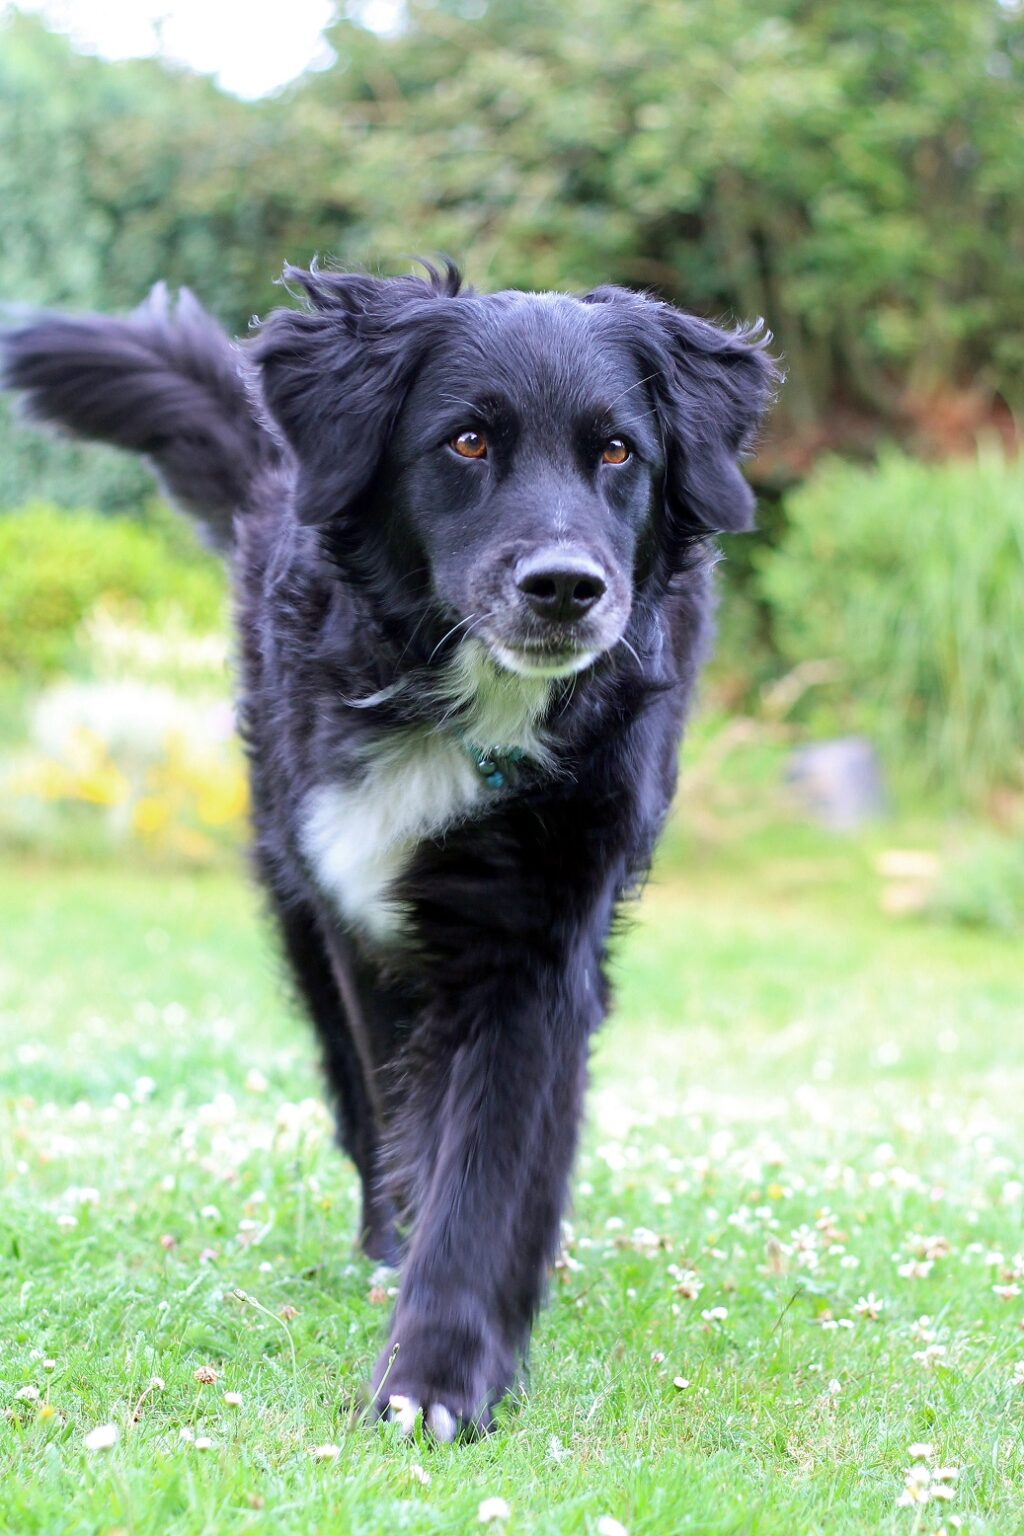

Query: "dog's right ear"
left=582, top=285, right=780, bottom=544
left=253, top=263, right=463, bottom=526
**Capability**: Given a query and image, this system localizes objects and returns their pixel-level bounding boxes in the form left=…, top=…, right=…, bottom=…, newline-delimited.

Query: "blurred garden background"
left=2, top=4, right=1024, bottom=1532
left=1, top=0, right=1022, bottom=911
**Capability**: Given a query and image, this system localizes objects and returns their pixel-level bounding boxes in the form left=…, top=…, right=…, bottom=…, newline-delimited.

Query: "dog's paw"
left=368, top=1321, right=508, bottom=1440
left=383, top=1393, right=465, bottom=1442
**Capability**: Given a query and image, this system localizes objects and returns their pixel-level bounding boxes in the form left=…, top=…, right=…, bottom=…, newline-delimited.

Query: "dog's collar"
left=458, top=738, right=527, bottom=791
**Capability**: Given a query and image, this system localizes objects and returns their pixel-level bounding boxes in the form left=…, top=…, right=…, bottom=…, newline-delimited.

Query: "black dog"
left=3, top=265, right=777, bottom=1437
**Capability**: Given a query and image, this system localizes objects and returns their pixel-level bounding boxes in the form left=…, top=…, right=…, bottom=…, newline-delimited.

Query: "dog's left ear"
left=583, top=287, right=780, bottom=536
left=253, top=262, right=463, bottom=527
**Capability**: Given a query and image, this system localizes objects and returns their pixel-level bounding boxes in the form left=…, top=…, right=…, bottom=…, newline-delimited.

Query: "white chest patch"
left=300, top=642, right=555, bottom=941
left=301, top=736, right=483, bottom=941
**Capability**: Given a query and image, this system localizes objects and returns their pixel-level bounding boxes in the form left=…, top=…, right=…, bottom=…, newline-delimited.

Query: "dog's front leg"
left=370, top=941, right=601, bottom=1437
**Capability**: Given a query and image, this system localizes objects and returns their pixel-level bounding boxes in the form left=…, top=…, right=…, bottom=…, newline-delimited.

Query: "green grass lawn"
left=1, top=843, right=1023, bottom=1535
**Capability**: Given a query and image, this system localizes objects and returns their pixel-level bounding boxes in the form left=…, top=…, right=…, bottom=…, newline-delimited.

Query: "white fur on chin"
left=487, top=640, right=598, bottom=679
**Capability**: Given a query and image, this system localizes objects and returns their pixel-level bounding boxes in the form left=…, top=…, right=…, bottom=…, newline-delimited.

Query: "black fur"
left=2, top=284, right=280, bottom=548
left=2, top=265, right=778, bottom=1435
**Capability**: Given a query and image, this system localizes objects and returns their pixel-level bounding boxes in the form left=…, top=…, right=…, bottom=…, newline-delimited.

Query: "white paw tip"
left=426, top=1402, right=457, bottom=1442
left=387, top=1393, right=420, bottom=1434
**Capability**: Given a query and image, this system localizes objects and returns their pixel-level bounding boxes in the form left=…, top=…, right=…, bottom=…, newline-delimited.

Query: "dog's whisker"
left=555, top=670, right=579, bottom=719
left=437, top=394, right=485, bottom=416
left=461, top=609, right=500, bottom=641
left=604, top=370, right=662, bottom=412
left=427, top=613, right=480, bottom=666
left=424, top=608, right=502, bottom=674
left=397, top=597, right=446, bottom=665
left=616, top=635, right=643, bottom=670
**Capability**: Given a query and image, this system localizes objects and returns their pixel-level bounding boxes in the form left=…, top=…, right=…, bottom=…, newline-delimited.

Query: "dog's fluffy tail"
left=1, top=284, right=276, bottom=549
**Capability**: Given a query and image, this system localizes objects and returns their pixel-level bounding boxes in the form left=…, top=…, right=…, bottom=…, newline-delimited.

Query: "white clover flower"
left=478, top=1496, right=511, bottom=1523
left=896, top=1456, right=958, bottom=1509
left=673, top=1269, right=703, bottom=1300
left=913, top=1343, right=948, bottom=1368
left=597, top=1519, right=629, bottom=1536
left=310, top=1443, right=341, bottom=1460
left=83, top=1423, right=119, bottom=1451
left=897, top=1465, right=931, bottom=1507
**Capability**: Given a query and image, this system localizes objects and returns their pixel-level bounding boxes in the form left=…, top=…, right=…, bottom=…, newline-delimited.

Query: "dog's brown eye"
left=602, top=438, right=630, bottom=465
left=451, top=430, right=487, bottom=459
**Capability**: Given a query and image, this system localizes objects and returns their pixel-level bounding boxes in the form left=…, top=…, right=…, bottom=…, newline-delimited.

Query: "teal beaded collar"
left=459, top=740, right=526, bottom=791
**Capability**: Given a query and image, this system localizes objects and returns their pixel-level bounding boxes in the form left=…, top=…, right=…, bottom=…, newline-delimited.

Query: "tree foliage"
left=1, top=1, right=1021, bottom=505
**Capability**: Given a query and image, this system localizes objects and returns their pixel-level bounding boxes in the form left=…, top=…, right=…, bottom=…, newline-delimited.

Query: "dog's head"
left=254, top=264, right=778, bottom=680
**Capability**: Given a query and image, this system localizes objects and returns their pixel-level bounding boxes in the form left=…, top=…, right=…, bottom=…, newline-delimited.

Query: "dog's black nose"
left=515, top=549, right=607, bottom=624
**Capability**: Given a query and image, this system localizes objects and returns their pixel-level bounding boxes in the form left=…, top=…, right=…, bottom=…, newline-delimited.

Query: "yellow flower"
left=133, top=796, right=170, bottom=835
left=73, top=762, right=129, bottom=807
left=195, top=769, right=248, bottom=827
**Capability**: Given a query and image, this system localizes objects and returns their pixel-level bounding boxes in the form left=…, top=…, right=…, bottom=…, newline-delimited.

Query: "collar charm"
left=465, top=742, right=525, bottom=791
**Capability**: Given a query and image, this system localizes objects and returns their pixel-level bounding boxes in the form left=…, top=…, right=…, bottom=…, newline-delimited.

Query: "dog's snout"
left=514, top=548, right=608, bottom=624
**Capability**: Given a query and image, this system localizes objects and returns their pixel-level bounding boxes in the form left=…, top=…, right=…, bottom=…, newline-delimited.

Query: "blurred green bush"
left=929, top=833, right=1024, bottom=932
left=0, top=501, right=226, bottom=680
left=0, top=502, right=240, bottom=868
left=758, top=447, right=1024, bottom=804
